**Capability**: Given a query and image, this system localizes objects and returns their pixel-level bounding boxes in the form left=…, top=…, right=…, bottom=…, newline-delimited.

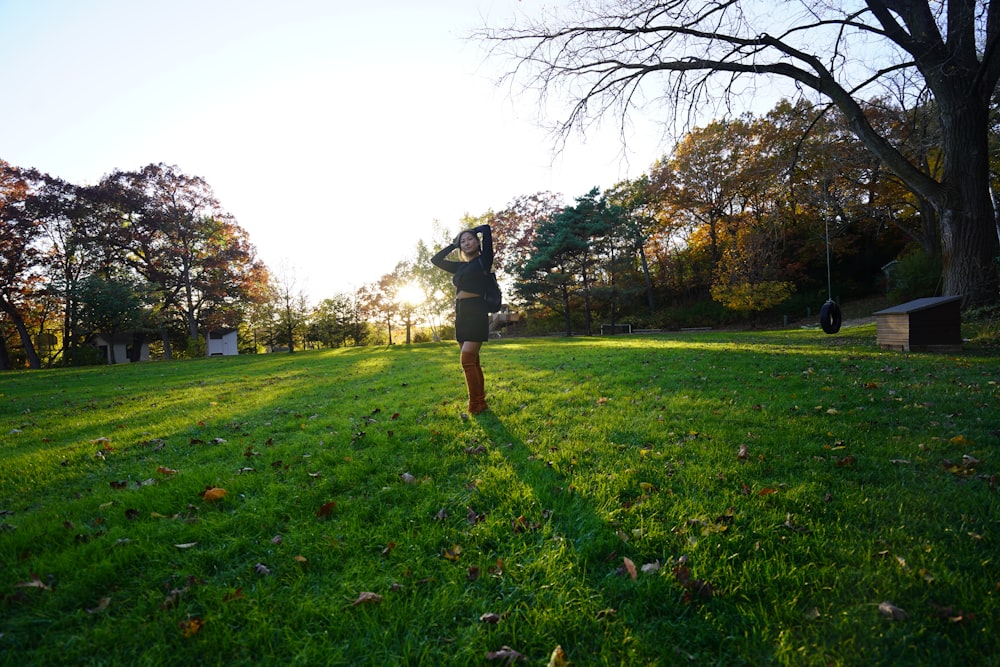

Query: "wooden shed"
left=92, top=333, right=150, bottom=364
left=207, top=329, right=238, bottom=356
left=873, top=296, right=963, bottom=352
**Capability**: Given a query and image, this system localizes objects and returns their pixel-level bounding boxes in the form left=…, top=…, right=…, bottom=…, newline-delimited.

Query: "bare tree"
left=272, top=263, right=309, bottom=353
left=478, top=0, right=1000, bottom=307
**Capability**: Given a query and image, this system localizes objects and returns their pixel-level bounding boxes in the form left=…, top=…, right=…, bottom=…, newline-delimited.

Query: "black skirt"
left=455, top=297, right=489, bottom=343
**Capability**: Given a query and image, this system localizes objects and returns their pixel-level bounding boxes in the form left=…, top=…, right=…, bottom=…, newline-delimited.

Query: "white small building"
left=207, top=329, right=238, bottom=356
left=92, top=333, right=150, bottom=364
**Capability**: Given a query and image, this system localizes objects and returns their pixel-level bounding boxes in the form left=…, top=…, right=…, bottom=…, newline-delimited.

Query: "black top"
left=430, top=224, right=494, bottom=295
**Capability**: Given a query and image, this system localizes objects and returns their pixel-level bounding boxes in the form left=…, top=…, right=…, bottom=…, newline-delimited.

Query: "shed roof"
left=873, top=296, right=961, bottom=315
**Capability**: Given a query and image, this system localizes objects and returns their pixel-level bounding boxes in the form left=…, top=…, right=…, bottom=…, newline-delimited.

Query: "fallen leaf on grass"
left=201, top=487, right=227, bottom=502
left=942, top=454, right=982, bottom=477
left=931, top=603, right=976, bottom=623
left=255, top=563, right=271, bottom=576
left=547, top=645, right=569, bottom=667
left=878, top=600, right=908, bottom=621
left=14, top=574, right=51, bottom=591
left=673, top=565, right=715, bottom=603
left=161, top=587, right=189, bottom=609
left=86, top=596, right=111, bottom=614
left=179, top=617, right=203, bottom=637
left=222, top=588, right=244, bottom=603
left=399, top=472, right=416, bottom=484
left=512, top=515, right=540, bottom=533
left=682, top=579, right=715, bottom=603
left=443, top=544, right=462, bottom=561
left=486, top=646, right=526, bottom=664
left=488, top=558, right=505, bottom=577
left=737, top=444, right=749, bottom=461
left=157, top=466, right=178, bottom=475
left=316, top=502, right=337, bottom=518
left=352, top=591, right=382, bottom=606
left=622, top=557, right=637, bottom=581
left=480, top=612, right=502, bottom=624
left=294, top=555, right=308, bottom=564
left=641, top=560, right=662, bottom=574
left=174, top=543, right=198, bottom=549
left=780, top=514, right=812, bottom=534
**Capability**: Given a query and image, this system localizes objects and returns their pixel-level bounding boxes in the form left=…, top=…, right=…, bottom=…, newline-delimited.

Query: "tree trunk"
left=917, top=197, right=941, bottom=258
left=937, top=103, right=1000, bottom=308
left=638, top=243, right=655, bottom=310
left=561, top=283, right=572, bottom=336
left=0, top=333, right=11, bottom=370
left=160, top=327, right=173, bottom=360
left=129, top=332, right=144, bottom=362
left=0, top=302, right=41, bottom=369
left=108, top=329, right=119, bottom=364
left=581, top=269, right=594, bottom=336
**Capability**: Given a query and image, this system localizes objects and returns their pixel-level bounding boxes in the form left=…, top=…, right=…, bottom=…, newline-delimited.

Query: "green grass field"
left=1, top=326, right=998, bottom=666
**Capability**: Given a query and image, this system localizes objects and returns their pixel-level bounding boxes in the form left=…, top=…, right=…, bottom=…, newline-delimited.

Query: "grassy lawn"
left=1, top=326, right=998, bottom=666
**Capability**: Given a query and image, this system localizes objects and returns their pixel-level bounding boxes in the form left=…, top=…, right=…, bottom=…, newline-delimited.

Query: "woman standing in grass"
left=431, top=224, right=493, bottom=415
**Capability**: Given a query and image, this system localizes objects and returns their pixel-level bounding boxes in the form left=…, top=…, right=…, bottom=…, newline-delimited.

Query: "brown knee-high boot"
left=461, top=350, right=488, bottom=414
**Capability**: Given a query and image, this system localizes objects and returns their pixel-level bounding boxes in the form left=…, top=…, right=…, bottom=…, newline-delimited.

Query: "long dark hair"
left=457, top=229, right=481, bottom=261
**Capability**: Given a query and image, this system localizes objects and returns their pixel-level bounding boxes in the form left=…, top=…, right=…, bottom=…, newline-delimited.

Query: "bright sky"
left=0, top=0, right=669, bottom=301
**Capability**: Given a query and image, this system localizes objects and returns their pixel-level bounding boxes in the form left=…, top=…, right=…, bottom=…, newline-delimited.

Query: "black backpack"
left=478, top=257, right=503, bottom=313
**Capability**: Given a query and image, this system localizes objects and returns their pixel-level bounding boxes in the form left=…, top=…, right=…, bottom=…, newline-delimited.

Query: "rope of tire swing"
left=820, top=216, right=842, bottom=334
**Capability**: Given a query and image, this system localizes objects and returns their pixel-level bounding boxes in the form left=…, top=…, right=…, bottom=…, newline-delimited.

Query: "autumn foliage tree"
left=480, top=0, right=1000, bottom=308
left=91, top=164, right=269, bottom=357
left=0, top=159, right=273, bottom=368
left=0, top=161, right=44, bottom=368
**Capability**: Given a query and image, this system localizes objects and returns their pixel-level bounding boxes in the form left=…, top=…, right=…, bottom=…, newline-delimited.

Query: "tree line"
left=3, top=93, right=997, bottom=364
left=477, top=0, right=1000, bottom=311
left=348, top=96, right=989, bottom=342
left=0, top=162, right=268, bottom=369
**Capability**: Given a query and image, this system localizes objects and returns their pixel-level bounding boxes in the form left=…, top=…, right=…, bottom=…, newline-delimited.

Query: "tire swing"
left=819, top=216, right=842, bottom=334
left=820, top=300, right=842, bottom=334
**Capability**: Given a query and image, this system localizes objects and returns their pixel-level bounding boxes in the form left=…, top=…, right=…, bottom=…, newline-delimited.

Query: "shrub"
left=886, top=245, right=942, bottom=301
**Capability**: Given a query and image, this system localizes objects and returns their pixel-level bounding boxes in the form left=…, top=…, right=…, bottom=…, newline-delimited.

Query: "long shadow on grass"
left=465, top=407, right=718, bottom=662
left=472, top=411, right=617, bottom=551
